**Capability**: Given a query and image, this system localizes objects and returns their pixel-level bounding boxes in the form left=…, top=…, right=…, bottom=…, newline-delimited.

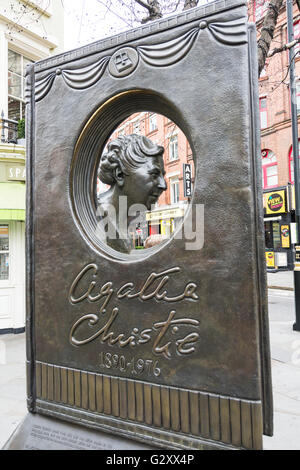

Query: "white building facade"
left=0, top=0, right=64, bottom=333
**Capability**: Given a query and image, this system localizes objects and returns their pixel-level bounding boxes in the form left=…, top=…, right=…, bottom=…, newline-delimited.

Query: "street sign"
left=183, top=163, right=192, bottom=197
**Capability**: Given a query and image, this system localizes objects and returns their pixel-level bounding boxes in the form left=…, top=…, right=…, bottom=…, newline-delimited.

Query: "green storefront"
left=0, top=143, right=25, bottom=333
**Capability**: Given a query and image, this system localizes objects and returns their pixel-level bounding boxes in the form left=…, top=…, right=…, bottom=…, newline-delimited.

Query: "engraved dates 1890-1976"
left=99, top=352, right=161, bottom=377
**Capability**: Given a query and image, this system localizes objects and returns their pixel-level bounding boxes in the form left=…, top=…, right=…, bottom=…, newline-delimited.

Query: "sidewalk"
left=0, top=333, right=27, bottom=447
left=263, top=289, right=300, bottom=450
left=267, top=270, right=294, bottom=291
left=0, top=289, right=299, bottom=449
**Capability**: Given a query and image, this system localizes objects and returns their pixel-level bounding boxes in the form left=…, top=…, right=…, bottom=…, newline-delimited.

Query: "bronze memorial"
left=4, top=0, right=273, bottom=450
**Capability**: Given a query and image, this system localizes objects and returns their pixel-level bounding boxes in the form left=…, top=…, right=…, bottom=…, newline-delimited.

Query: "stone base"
left=3, top=413, right=155, bottom=450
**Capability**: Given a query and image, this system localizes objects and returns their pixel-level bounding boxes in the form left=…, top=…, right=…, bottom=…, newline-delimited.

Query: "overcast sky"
left=63, top=0, right=210, bottom=52
left=63, top=0, right=112, bottom=51
left=63, top=0, right=149, bottom=51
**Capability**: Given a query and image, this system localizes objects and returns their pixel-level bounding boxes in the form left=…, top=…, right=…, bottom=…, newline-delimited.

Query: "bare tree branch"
left=170, top=0, right=182, bottom=13
left=135, top=0, right=151, bottom=13
left=265, top=49, right=299, bottom=94
left=5, top=0, right=51, bottom=38
left=268, top=37, right=300, bottom=57
left=183, top=0, right=199, bottom=10
left=96, top=0, right=135, bottom=27
left=135, top=0, right=152, bottom=12
left=134, top=0, right=163, bottom=23
left=257, top=0, right=284, bottom=76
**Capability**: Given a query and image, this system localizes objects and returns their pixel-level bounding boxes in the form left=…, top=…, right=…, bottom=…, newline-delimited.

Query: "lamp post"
left=287, top=0, right=300, bottom=331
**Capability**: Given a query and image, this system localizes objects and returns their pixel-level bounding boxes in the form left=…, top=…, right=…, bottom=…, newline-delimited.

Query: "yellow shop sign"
left=265, top=190, right=286, bottom=214
left=265, top=251, right=275, bottom=268
left=281, top=225, right=290, bottom=248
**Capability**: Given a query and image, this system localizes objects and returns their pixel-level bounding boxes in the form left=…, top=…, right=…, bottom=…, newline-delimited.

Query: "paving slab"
left=267, top=271, right=294, bottom=290
left=0, top=334, right=27, bottom=449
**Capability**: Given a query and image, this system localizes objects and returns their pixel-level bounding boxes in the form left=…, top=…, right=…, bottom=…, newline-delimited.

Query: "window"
left=133, top=120, right=140, bottom=134
left=296, top=80, right=300, bottom=114
left=0, top=225, right=9, bottom=281
left=272, top=222, right=281, bottom=250
left=255, top=0, right=269, bottom=22
left=260, top=66, right=267, bottom=78
left=170, top=177, right=180, bottom=204
left=149, top=223, right=160, bottom=236
left=289, top=140, right=300, bottom=183
left=149, top=113, right=157, bottom=132
left=262, top=149, right=278, bottom=189
left=8, top=49, right=33, bottom=121
left=293, top=21, right=300, bottom=57
left=260, top=59, right=269, bottom=78
left=259, top=97, right=268, bottom=129
left=285, top=22, right=300, bottom=65
left=264, top=221, right=273, bottom=249
left=169, top=135, right=178, bottom=161
left=161, top=219, right=173, bottom=238
left=264, top=221, right=281, bottom=251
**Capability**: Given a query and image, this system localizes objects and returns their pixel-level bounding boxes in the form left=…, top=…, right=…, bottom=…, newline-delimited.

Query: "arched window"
left=262, top=149, right=278, bottom=189
left=289, top=140, right=300, bottom=184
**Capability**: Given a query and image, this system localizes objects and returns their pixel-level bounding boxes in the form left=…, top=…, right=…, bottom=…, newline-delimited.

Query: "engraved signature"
left=68, top=264, right=200, bottom=359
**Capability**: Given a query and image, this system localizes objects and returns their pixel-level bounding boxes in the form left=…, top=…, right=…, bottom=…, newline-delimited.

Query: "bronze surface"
left=35, top=361, right=263, bottom=450
left=26, top=0, right=272, bottom=450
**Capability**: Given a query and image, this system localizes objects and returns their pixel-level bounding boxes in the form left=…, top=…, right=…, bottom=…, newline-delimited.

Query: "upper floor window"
left=296, top=80, right=300, bottom=114
left=169, top=135, right=178, bottom=161
left=8, top=49, right=33, bottom=121
left=260, top=66, right=267, bottom=79
left=259, top=97, right=268, bottom=129
left=285, top=21, right=300, bottom=60
left=149, top=113, right=157, bottom=132
left=133, top=120, right=140, bottom=134
left=293, top=21, right=300, bottom=56
left=262, top=149, right=278, bottom=189
left=259, top=58, right=269, bottom=79
left=289, top=140, right=300, bottom=184
left=255, top=0, right=269, bottom=22
left=170, top=177, right=180, bottom=204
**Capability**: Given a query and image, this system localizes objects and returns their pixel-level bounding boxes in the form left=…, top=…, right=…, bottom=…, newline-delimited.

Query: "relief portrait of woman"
left=96, top=134, right=167, bottom=253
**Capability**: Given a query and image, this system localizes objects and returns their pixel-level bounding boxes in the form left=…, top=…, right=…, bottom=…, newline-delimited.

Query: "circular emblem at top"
left=108, top=47, right=139, bottom=78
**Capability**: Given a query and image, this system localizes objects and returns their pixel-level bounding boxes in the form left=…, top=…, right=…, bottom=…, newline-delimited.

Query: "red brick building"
left=248, top=1, right=300, bottom=270
left=249, top=1, right=300, bottom=190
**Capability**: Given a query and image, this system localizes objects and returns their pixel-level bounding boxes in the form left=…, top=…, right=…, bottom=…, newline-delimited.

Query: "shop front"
left=0, top=144, right=26, bottom=333
left=263, top=185, right=295, bottom=271
left=146, top=204, right=186, bottom=241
